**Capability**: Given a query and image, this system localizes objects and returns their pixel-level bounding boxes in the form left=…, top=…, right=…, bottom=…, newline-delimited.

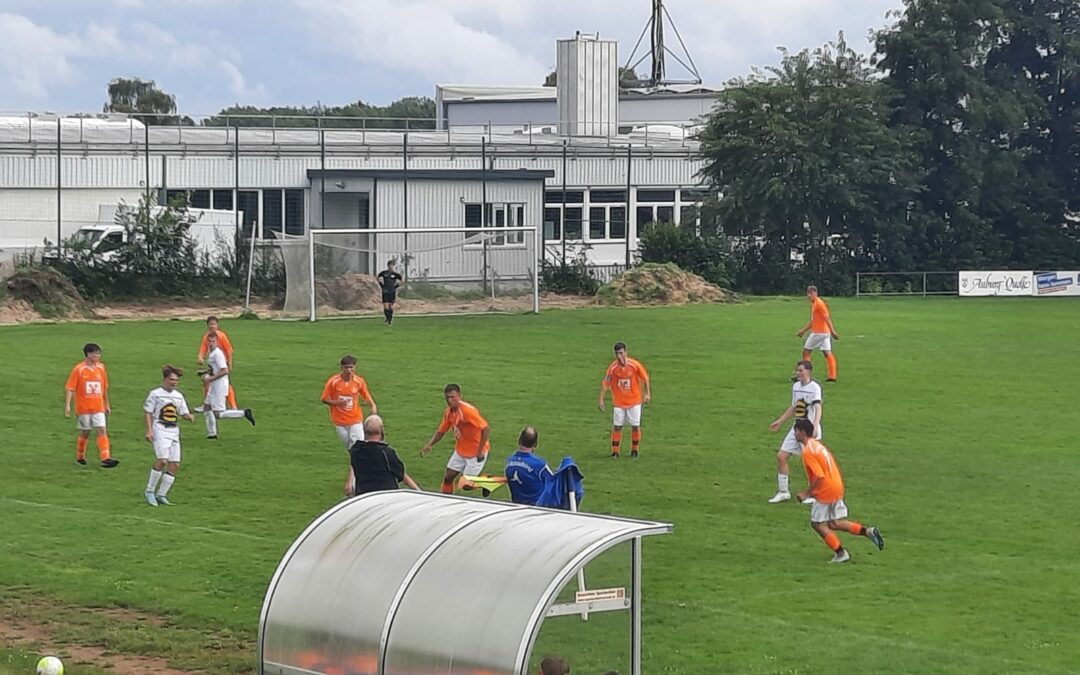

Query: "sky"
left=0, top=0, right=904, bottom=116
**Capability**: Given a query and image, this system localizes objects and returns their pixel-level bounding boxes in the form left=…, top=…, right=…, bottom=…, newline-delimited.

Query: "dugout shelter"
left=259, top=491, right=672, bottom=675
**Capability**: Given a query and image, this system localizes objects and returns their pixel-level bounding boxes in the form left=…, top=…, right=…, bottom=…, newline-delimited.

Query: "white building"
left=0, top=36, right=718, bottom=279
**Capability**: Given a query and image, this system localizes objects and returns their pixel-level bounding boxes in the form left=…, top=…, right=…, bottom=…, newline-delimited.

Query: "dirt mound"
left=595, top=263, right=737, bottom=306
left=0, top=299, right=39, bottom=323
left=4, top=268, right=94, bottom=319
left=315, top=273, right=383, bottom=311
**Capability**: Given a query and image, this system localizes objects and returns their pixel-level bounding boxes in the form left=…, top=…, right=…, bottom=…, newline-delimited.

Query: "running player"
left=197, top=316, right=239, bottom=408
left=64, top=343, right=119, bottom=468
left=143, top=365, right=195, bottom=506
left=796, top=286, right=839, bottom=382
left=377, top=260, right=403, bottom=325
left=420, top=384, right=490, bottom=494
left=321, top=354, right=378, bottom=496
left=201, top=331, right=255, bottom=438
left=598, top=342, right=650, bottom=458
left=792, top=419, right=885, bottom=563
left=768, top=360, right=822, bottom=504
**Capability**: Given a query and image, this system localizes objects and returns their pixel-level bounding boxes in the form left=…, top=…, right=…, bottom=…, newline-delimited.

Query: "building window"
left=262, top=189, right=283, bottom=236
left=237, top=191, right=259, bottom=237
left=590, top=189, right=627, bottom=204
left=463, top=202, right=525, bottom=246
left=543, top=205, right=582, bottom=241
left=545, top=190, right=584, bottom=204
left=284, top=189, right=305, bottom=235
left=610, top=206, right=626, bottom=239
left=544, top=207, right=561, bottom=241
left=564, top=207, right=583, bottom=240
left=213, top=189, right=234, bottom=211
left=637, top=189, right=676, bottom=203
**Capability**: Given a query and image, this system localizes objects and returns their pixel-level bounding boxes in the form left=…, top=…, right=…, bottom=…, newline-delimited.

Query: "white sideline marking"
left=1, top=497, right=274, bottom=543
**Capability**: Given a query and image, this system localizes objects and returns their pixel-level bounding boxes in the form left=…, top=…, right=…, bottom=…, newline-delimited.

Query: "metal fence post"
left=923, top=272, right=928, bottom=298
left=856, top=272, right=860, bottom=298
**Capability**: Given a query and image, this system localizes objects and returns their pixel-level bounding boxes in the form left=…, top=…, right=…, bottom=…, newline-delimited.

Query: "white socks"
left=205, top=411, right=218, bottom=436
left=147, top=469, right=163, bottom=492
left=159, top=473, right=176, bottom=496
left=220, top=410, right=245, bottom=419
left=777, top=473, right=790, bottom=493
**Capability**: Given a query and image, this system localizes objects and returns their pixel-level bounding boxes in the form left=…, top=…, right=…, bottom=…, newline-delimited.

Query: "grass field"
left=2, top=298, right=1079, bottom=674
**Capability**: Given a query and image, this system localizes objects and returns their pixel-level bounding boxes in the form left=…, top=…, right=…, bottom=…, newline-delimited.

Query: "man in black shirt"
left=349, top=415, right=420, bottom=495
left=377, top=259, right=403, bottom=325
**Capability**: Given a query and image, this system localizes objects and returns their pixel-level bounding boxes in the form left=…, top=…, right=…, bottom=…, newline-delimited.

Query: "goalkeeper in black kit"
left=378, top=259, right=403, bottom=325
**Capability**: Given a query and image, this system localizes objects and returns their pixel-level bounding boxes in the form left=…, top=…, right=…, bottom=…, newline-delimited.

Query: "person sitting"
left=349, top=415, right=420, bottom=495
left=504, top=427, right=584, bottom=509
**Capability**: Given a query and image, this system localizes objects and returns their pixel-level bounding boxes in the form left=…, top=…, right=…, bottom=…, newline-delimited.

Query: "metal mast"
left=625, top=0, right=703, bottom=87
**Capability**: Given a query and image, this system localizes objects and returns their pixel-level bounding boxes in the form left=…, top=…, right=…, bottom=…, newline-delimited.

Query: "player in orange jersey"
left=796, top=286, right=840, bottom=382
left=321, top=354, right=378, bottom=496
left=420, top=384, right=490, bottom=494
left=598, top=342, right=651, bottom=458
left=792, top=419, right=885, bottom=563
left=64, top=343, right=119, bottom=468
left=197, top=316, right=239, bottom=408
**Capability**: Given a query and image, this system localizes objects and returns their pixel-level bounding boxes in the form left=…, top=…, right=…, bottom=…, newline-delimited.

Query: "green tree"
left=543, top=67, right=641, bottom=88
left=204, top=97, right=436, bottom=129
left=698, top=35, right=916, bottom=293
left=103, top=78, right=189, bottom=125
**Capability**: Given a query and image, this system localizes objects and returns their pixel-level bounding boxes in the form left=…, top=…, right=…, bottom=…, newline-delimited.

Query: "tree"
left=543, top=67, right=641, bottom=88
left=875, top=0, right=1080, bottom=269
left=203, top=97, right=436, bottom=129
left=698, top=35, right=917, bottom=293
left=103, top=78, right=188, bottom=125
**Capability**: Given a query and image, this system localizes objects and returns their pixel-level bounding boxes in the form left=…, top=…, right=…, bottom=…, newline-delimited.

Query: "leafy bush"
left=637, top=221, right=731, bottom=288
left=540, top=247, right=601, bottom=295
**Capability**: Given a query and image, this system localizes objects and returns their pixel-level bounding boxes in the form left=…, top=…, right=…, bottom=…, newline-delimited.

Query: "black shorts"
left=382, top=292, right=397, bottom=304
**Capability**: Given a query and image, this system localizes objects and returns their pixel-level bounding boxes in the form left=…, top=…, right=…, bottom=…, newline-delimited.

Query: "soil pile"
left=594, top=263, right=737, bottom=306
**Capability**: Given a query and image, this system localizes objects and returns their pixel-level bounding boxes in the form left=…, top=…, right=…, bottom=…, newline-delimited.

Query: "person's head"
left=518, top=426, right=538, bottom=452
left=387, top=259, right=396, bottom=270
left=83, top=343, right=102, bottom=363
left=793, top=418, right=815, bottom=443
left=206, top=315, right=220, bottom=330
left=538, top=656, right=570, bottom=675
left=794, top=360, right=813, bottom=383
left=206, top=331, right=219, bottom=349
left=613, top=341, right=628, bottom=365
left=601, top=671, right=621, bottom=675
left=444, top=383, right=462, bottom=410
left=340, top=354, right=357, bottom=378
left=161, top=365, right=184, bottom=391
left=806, top=285, right=819, bottom=300
left=363, top=414, right=384, bottom=441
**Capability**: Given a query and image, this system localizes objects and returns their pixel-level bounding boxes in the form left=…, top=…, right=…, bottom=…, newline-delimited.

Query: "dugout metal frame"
left=258, top=491, right=672, bottom=675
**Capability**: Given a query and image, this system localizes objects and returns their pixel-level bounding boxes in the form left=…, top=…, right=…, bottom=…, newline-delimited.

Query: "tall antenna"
left=624, top=0, right=702, bottom=87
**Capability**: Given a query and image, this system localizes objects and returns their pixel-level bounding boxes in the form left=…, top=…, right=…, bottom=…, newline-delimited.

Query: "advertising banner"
left=1033, top=271, right=1080, bottom=296
left=958, top=271, right=1033, bottom=297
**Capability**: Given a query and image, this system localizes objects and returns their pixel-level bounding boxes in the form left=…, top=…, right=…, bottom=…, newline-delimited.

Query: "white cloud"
left=293, top=0, right=548, bottom=85
left=221, top=59, right=268, bottom=101
left=0, top=13, right=122, bottom=98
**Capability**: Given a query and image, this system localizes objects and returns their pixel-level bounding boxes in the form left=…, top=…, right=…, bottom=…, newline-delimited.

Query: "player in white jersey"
left=200, top=331, right=255, bottom=438
left=767, top=360, right=823, bottom=504
left=143, top=365, right=195, bottom=506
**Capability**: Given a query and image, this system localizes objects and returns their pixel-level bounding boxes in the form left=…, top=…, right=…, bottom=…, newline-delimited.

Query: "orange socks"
left=631, top=429, right=642, bottom=453
left=825, top=353, right=838, bottom=380
left=841, top=521, right=865, bottom=536
left=96, top=435, right=111, bottom=461
left=76, top=436, right=88, bottom=461
left=802, top=350, right=812, bottom=362
left=611, top=430, right=622, bottom=455
left=824, top=532, right=842, bottom=552
left=440, top=480, right=454, bottom=494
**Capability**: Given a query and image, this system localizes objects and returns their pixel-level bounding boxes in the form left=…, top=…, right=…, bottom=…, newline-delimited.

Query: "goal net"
left=279, top=226, right=540, bottom=320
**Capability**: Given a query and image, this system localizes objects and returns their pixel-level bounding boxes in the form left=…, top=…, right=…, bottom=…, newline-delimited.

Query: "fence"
left=855, top=271, right=958, bottom=297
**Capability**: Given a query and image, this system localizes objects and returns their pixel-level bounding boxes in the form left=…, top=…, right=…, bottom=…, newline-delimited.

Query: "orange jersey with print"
left=438, top=401, right=490, bottom=458
left=198, top=330, right=234, bottom=364
left=810, top=297, right=831, bottom=333
left=604, top=358, right=649, bottom=408
left=801, top=437, right=845, bottom=503
left=322, top=374, right=371, bottom=426
left=65, top=362, right=108, bottom=415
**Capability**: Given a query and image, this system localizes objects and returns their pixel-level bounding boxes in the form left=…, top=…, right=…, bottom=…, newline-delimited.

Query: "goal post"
left=281, top=225, right=541, bottom=320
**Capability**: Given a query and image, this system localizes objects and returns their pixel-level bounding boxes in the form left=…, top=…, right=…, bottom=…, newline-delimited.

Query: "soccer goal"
left=278, top=225, right=540, bottom=320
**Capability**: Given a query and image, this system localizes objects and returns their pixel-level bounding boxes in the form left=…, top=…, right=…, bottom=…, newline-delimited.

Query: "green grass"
left=2, top=298, right=1079, bottom=674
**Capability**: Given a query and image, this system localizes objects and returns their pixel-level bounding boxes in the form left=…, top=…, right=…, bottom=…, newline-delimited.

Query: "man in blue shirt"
left=504, top=426, right=553, bottom=505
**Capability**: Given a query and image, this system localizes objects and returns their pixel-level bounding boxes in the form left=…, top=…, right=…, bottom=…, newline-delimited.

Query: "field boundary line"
left=1, top=497, right=275, bottom=543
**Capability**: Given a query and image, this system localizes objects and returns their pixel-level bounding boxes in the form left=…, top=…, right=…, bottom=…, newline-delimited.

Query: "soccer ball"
left=35, top=656, right=64, bottom=675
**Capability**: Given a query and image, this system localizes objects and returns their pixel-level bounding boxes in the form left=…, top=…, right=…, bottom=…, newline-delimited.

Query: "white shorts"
left=810, top=498, right=848, bottom=523
left=335, top=423, right=365, bottom=450
left=780, top=424, right=822, bottom=454
left=803, top=332, right=832, bottom=352
left=446, top=451, right=487, bottom=476
left=77, top=413, right=107, bottom=431
left=153, top=434, right=181, bottom=462
left=613, top=404, right=642, bottom=427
